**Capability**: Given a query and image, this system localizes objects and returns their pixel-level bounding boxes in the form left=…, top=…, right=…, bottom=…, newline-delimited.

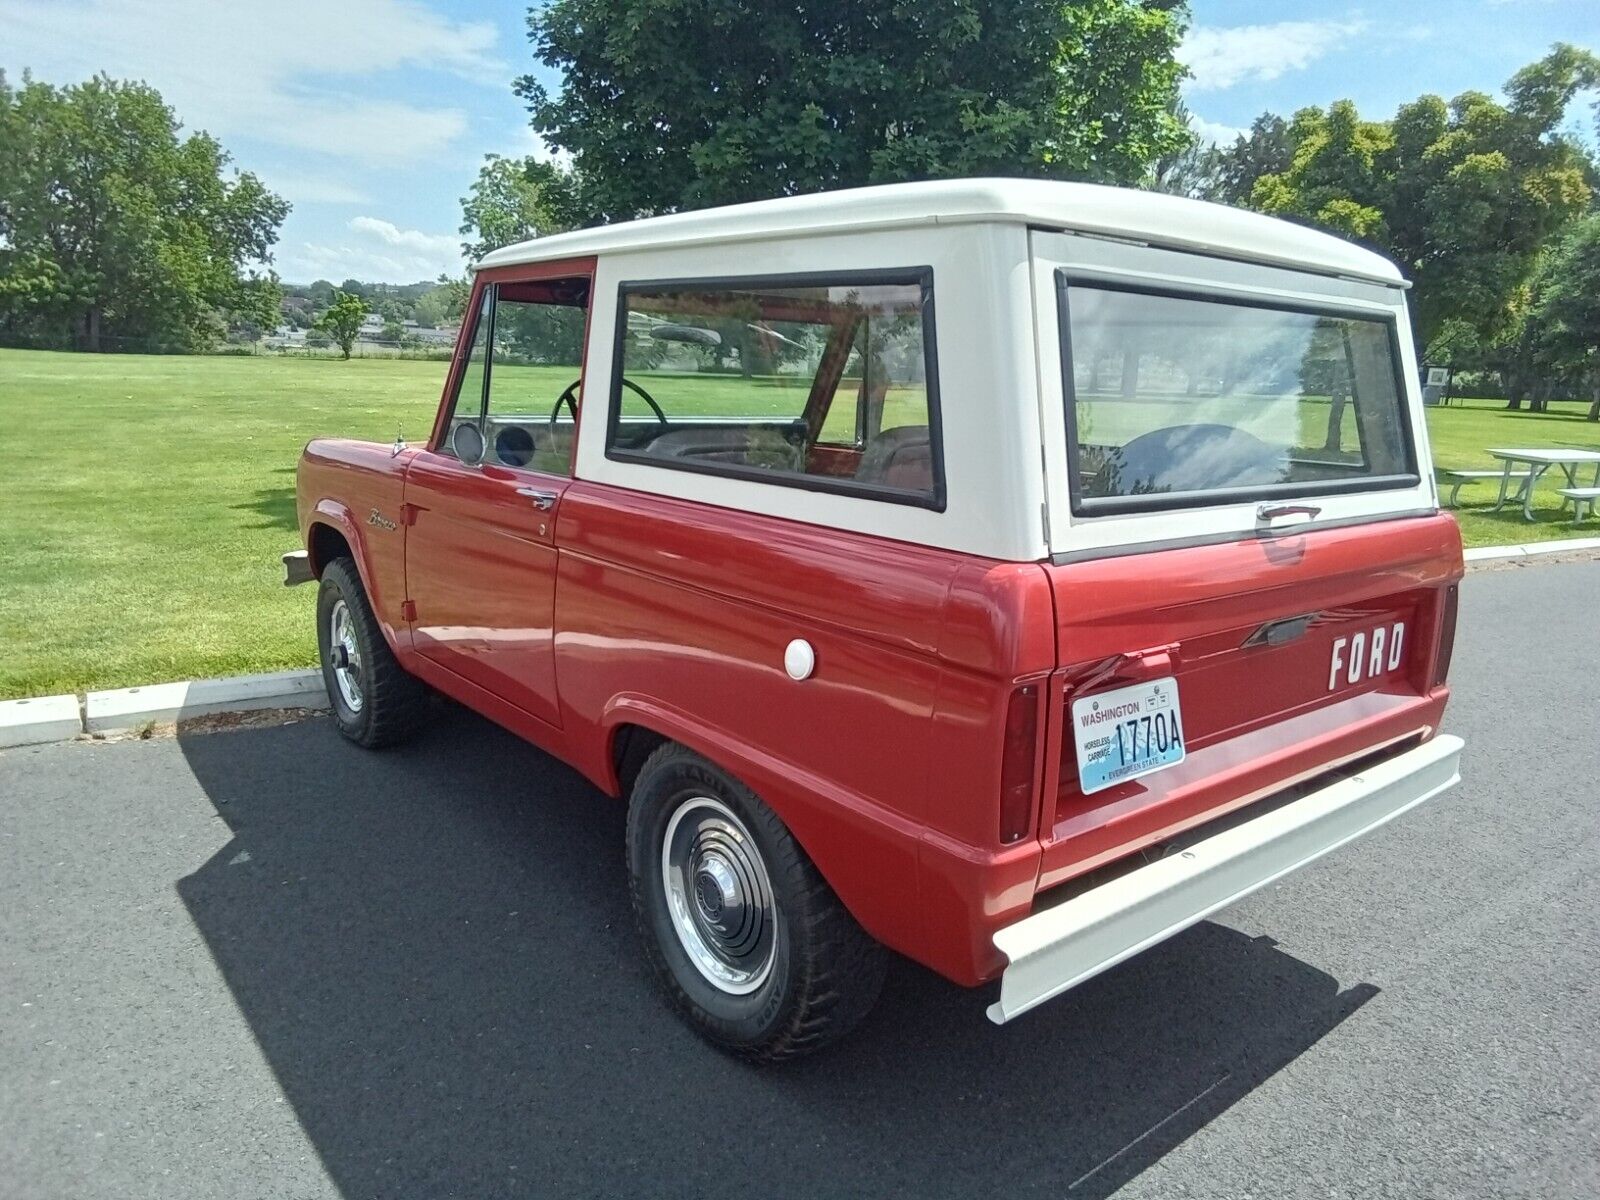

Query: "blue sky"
left=2, top=0, right=1595, bottom=283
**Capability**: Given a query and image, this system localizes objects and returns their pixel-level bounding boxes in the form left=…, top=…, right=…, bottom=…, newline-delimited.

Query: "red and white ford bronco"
left=287, top=180, right=1463, bottom=1060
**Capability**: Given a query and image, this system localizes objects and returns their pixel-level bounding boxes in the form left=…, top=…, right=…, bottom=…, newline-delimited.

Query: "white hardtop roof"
left=475, top=177, right=1405, bottom=286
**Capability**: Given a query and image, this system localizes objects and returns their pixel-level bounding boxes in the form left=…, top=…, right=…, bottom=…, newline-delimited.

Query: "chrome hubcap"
left=661, top=797, right=776, bottom=995
left=328, top=599, right=364, bottom=713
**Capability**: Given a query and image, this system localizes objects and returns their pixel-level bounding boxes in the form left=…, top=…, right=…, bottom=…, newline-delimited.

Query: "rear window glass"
left=1060, top=279, right=1417, bottom=514
left=606, top=272, right=942, bottom=507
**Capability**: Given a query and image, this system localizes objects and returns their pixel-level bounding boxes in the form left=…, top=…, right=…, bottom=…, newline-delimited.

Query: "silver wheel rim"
left=328, top=599, right=364, bottom=714
left=661, top=797, right=777, bottom=995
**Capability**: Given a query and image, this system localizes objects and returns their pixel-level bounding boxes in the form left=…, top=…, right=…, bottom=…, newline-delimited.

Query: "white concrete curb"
left=1464, top=536, right=1600, bottom=563
left=84, top=668, right=328, bottom=734
left=0, top=694, right=83, bottom=749
left=0, top=668, right=328, bottom=748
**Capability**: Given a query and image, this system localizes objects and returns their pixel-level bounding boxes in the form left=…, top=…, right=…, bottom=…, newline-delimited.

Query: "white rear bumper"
left=987, top=734, right=1464, bottom=1024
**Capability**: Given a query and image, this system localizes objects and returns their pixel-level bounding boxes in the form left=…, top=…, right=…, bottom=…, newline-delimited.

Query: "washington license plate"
left=1071, top=677, right=1186, bottom=795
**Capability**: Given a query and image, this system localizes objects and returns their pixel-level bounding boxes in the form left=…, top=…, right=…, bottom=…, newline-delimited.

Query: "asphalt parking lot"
left=2, top=558, right=1597, bottom=1200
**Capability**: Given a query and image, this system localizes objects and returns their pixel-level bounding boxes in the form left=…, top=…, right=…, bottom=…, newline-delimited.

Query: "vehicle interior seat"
left=855, top=424, right=932, bottom=492
left=641, top=426, right=805, bottom=471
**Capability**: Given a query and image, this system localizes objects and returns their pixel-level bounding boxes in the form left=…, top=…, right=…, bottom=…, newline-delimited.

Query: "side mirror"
left=451, top=420, right=486, bottom=466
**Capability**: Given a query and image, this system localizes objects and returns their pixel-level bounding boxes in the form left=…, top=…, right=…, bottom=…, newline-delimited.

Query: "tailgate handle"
left=1256, top=503, right=1321, bottom=528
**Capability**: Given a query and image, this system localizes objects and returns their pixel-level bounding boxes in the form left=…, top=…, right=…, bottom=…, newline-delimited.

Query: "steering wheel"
left=550, top=377, right=668, bottom=428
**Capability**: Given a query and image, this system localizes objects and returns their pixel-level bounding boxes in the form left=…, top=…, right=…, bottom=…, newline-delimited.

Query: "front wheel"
left=626, top=743, right=887, bottom=1061
left=316, top=557, right=429, bottom=748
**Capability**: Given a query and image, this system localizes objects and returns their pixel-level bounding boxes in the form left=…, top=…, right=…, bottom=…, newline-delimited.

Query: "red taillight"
left=1432, top=584, right=1459, bottom=687
left=999, top=684, right=1040, bottom=844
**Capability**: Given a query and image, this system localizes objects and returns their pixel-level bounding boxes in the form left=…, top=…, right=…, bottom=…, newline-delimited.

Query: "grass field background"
left=2, top=347, right=1597, bottom=699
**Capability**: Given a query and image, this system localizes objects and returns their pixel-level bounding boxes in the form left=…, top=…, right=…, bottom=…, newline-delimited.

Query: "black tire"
left=626, top=742, right=887, bottom=1061
left=316, top=557, right=429, bottom=748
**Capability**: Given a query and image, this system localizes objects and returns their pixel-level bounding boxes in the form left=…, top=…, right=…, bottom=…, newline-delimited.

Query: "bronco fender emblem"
left=367, top=508, right=398, bottom=532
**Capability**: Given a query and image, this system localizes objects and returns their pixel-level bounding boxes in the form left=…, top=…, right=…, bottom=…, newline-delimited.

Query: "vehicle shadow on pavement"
left=176, top=706, right=1376, bottom=1200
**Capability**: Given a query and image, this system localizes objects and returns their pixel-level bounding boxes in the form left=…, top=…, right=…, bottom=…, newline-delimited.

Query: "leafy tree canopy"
left=1212, top=115, right=1294, bottom=205
left=1243, top=45, right=1599, bottom=349
left=515, top=0, right=1190, bottom=222
left=1526, top=214, right=1600, bottom=419
left=316, top=290, right=368, bottom=360
left=459, top=154, right=581, bottom=261
left=0, top=72, right=289, bottom=351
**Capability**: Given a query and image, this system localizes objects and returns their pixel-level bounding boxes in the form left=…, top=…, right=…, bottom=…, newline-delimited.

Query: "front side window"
left=606, top=272, right=942, bottom=506
left=441, top=278, right=589, bottom=475
left=1061, top=279, right=1416, bottom=514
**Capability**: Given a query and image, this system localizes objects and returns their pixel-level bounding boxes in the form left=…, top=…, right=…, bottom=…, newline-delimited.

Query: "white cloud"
left=348, top=216, right=459, bottom=258
left=1181, top=20, right=1371, bottom=92
left=0, top=0, right=502, bottom=167
left=494, top=126, right=575, bottom=172
left=282, top=215, right=462, bottom=282
left=1191, top=116, right=1246, bottom=147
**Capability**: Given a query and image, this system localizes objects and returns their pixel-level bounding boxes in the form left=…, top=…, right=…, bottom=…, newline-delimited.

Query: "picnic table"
left=1486, top=448, right=1600, bottom=522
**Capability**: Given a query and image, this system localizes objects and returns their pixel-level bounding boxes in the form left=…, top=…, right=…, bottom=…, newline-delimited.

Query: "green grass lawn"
left=0, top=350, right=441, bottom=700
left=1, top=347, right=1596, bottom=700
left=1419, top=396, right=1600, bottom=543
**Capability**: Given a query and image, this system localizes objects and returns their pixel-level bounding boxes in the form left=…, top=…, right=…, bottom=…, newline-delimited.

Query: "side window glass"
left=484, top=283, right=588, bottom=475
left=442, top=297, right=491, bottom=451
left=441, top=278, right=590, bottom=475
left=607, top=274, right=940, bottom=504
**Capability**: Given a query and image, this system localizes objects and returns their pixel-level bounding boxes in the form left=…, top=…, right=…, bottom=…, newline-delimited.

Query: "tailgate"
left=1036, top=514, right=1460, bottom=892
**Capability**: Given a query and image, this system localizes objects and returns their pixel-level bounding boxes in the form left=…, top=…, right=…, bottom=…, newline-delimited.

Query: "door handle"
left=515, top=487, right=558, bottom=511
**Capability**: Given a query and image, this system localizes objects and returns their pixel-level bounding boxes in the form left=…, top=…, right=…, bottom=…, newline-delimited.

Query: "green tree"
left=1527, top=215, right=1600, bottom=420
left=1212, top=114, right=1294, bottom=205
left=1249, top=100, right=1392, bottom=239
left=459, top=154, right=581, bottom=260
left=515, top=0, right=1190, bottom=221
left=1146, top=100, right=1222, bottom=199
left=1242, top=46, right=1599, bottom=362
left=0, top=72, right=289, bottom=351
left=317, top=291, right=367, bottom=360
left=413, top=282, right=460, bottom=328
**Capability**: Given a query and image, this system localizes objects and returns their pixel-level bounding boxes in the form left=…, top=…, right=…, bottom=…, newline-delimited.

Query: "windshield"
left=1060, top=279, right=1417, bottom=514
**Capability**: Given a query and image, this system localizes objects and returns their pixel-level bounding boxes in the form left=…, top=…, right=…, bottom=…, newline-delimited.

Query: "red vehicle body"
left=291, top=180, right=1463, bottom=1057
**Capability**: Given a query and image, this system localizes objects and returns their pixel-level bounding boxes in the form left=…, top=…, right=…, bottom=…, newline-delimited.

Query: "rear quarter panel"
left=551, top=482, right=1055, bottom=980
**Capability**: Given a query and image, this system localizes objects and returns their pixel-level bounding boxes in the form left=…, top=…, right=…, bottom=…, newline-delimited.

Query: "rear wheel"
left=316, top=557, right=429, bottom=748
left=626, top=743, right=887, bottom=1061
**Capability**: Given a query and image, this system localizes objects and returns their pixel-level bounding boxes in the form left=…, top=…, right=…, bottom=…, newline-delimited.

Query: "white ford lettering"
left=1329, top=621, right=1407, bottom=691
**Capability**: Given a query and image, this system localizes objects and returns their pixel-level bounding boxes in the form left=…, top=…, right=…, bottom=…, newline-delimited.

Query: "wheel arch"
left=306, top=520, right=353, bottom=579
left=302, top=500, right=408, bottom=656
left=304, top=500, right=376, bottom=588
left=599, top=698, right=926, bottom=964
